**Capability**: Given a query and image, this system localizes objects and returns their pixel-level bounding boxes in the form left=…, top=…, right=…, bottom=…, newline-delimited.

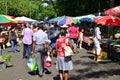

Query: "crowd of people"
left=0, top=22, right=107, bottom=80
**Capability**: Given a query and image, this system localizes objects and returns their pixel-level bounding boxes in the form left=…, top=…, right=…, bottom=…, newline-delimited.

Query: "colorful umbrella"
left=0, top=14, right=17, bottom=24
left=72, top=18, right=80, bottom=24
left=58, top=16, right=73, bottom=26
left=104, top=6, right=120, bottom=15
left=58, top=16, right=80, bottom=26
left=94, top=16, right=120, bottom=26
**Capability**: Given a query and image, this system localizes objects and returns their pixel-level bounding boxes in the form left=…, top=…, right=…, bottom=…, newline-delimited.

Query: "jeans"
left=10, top=40, right=17, bottom=53
left=23, top=44, right=32, bottom=59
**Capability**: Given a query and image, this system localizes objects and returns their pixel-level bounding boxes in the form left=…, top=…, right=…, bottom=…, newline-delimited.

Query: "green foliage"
left=0, top=0, right=119, bottom=20
left=55, top=0, right=111, bottom=16
left=0, top=54, right=12, bottom=62
left=0, top=0, right=54, bottom=20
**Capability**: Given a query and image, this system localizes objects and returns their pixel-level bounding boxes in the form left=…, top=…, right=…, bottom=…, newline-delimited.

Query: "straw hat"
left=61, top=24, right=69, bottom=28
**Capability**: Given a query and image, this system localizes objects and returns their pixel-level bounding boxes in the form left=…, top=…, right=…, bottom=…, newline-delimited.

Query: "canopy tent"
left=14, top=16, right=37, bottom=22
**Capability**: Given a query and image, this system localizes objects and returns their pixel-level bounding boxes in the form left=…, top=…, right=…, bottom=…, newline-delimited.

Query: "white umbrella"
left=15, top=16, right=37, bottom=22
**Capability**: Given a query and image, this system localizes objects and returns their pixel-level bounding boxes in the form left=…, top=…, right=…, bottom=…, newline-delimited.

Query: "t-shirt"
left=22, top=28, right=33, bottom=45
left=56, top=36, right=66, bottom=57
left=10, top=31, right=17, bottom=40
left=68, top=26, right=78, bottom=38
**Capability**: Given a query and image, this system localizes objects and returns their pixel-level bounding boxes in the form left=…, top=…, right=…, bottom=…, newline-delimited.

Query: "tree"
left=55, top=0, right=111, bottom=16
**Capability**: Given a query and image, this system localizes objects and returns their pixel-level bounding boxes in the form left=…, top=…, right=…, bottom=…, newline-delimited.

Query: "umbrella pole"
left=108, top=26, right=110, bottom=38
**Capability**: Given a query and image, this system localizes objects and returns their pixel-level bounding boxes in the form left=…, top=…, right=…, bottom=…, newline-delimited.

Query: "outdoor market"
left=0, top=4, right=120, bottom=80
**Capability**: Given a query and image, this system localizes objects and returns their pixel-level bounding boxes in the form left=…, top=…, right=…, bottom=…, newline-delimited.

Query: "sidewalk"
left=0, top=44, right=120, bottom=80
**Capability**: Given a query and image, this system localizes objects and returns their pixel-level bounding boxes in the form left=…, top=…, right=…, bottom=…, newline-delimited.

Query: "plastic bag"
left=6, top=42, right=11, bottom=47
left=45, top=52, right=52, bottom=67
left=27, top=55, right=37, bottom=71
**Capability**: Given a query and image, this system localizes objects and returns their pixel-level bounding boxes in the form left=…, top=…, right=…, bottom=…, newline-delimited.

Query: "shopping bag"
left=27, top=56, right=37, bottom=71
left=64, top=46, right=74, bottom=57
left=64, top=38, right=74, bottom=57
left=6, top=42, right=11, bottom=47
left=45, top=54, right=52, bottom=67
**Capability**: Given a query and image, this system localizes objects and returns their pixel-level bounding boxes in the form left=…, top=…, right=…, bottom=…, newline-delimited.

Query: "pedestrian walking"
left=67, top=23, right=79, bottom=53
left=47, top=22, right=60, bottom=57
left=9, top=24, right=18, bottom=53
left=21, top=24, right=33, bottom=59
left=31, top=23, right=50, bottom=77
left=55, top=29, right=74, bottom=80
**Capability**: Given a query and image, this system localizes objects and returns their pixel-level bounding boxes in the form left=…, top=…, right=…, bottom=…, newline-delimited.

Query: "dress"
left=56, top=36, right=73, bottom=71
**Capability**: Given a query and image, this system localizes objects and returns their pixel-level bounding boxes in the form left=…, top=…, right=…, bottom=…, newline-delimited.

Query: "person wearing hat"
left=31, top=23, right=50, bottom=77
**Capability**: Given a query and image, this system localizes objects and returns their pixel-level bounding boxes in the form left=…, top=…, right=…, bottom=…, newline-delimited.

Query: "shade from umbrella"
left=0, top=14, right=17, bottom=24
left=104, top=6, right=120, bottom=15
left=94, top=16, right=120, bottom=26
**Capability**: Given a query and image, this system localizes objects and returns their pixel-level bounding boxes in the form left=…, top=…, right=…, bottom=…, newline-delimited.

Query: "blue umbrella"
left=48, top=16, right=63, bottom=23
left=80, top=17, right=94, bottom=22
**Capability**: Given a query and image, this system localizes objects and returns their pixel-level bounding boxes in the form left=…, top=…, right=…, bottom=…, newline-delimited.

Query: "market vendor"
left=93, top=24, right=102, bottom=62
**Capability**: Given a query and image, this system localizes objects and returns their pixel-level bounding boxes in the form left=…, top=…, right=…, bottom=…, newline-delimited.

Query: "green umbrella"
left=0, top=14, right=17, bottom=24
left=72, top=18, right=81, bottom=24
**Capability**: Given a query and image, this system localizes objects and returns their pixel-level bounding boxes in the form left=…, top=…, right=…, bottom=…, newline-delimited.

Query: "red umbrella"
left=94, top=16, right=120, bottom=26
left=104, top=6, right=120, bottom=15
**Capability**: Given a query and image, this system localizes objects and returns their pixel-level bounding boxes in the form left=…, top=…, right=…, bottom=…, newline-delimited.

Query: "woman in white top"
left=93, top=24, right=102, bottom=62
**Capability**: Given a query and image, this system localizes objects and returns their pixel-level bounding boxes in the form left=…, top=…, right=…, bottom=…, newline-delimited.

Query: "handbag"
left=64, top=38, right=74, bottom=57
left=64, top=46, right=74, bottom=56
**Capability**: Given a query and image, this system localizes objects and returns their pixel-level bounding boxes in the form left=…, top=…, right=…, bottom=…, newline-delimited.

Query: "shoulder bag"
left=64, top=38, right=74, bottom=57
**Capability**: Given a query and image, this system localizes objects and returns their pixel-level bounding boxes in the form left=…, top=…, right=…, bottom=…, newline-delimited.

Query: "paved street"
left=0, top=43, right=120, bottom=80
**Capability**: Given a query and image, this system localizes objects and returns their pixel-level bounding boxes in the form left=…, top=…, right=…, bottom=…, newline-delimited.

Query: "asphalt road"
left=0, top=43, right=120, bottom=80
